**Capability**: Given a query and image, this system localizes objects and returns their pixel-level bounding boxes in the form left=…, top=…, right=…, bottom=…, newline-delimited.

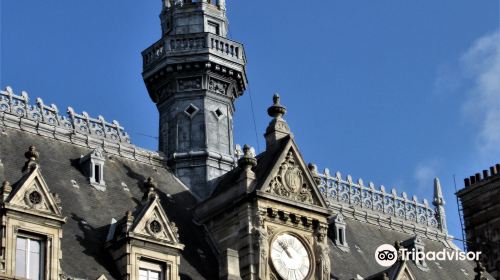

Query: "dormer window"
left=402, top=234, right=428, bottom=271
left=330, top=214, right=348, bottom=251
left=80, top=148, right=106, bottom=191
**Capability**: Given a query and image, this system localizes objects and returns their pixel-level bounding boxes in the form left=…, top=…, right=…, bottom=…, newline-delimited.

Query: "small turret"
left=433, top=178, right=447, bottom=232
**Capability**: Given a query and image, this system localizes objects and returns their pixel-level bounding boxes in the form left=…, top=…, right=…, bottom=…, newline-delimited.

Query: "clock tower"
left=195, top=96, right=331, bottom=280
left=142, top=0, right=248, bottom=199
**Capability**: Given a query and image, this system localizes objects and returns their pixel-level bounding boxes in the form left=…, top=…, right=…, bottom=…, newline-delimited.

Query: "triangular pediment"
left=131, top=196, right=182, bottom=247
left=6, top=165, right=62, bottom=217
left=392, top=261, right=416, bottom=280
left=259, top=138, right=327, bottom=208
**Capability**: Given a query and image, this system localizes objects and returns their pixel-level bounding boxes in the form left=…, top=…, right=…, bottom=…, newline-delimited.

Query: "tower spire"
left=433, top=177, right=447, bottom=232
left=143, top=0, right=247, bottom=199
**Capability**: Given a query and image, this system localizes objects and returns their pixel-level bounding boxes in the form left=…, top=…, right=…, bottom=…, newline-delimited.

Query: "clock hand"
left=278, top=240, right=293, bottom=258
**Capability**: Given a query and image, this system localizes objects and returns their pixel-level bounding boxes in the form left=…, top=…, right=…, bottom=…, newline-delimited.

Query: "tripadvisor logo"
left=375, top=244, right=398, bottom=267
left=375, top=244, right=482, bottom=267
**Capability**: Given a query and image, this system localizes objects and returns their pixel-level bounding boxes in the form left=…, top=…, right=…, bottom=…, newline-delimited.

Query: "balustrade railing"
left=142, top=33, right=244, bottom=67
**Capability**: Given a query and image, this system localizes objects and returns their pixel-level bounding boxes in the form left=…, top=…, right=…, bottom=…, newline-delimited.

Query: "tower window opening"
left=208, top=21, right=220, bottom=35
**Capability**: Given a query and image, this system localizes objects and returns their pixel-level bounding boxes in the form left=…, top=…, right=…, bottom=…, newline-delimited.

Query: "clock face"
left=271, top=233, right=311, bottom=280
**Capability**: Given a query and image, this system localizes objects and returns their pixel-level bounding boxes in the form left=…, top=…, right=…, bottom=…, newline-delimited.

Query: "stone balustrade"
left=142, top=32, right=244, bottom=67
left=316, top=168, right=439, bottom=229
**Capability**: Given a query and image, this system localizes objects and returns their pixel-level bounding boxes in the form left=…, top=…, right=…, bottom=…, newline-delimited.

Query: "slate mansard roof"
left=0, top=88, right=217, bottom=279
left=0, top=83, right=492, bottom=279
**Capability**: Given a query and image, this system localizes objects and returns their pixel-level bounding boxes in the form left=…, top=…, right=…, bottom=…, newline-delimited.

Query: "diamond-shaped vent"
left=184, top=104, right=199, bottom=117
left=215, top=109, right=223, bottom=118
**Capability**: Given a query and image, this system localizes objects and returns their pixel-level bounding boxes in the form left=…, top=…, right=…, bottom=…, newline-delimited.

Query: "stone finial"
left=237, top=145, right=257, bottom=191
left=53, top=193, right=62, bottom=205
left=125, top=210, right=134, bottom=232
left=24, top=145, right=39, bottom=162
left=23, top=145, right=39, bottom=172
left=394, top=240, right=402, bottom=251
left=144, top=177, right=158, bottom=201
left=264, top=94, right=292, bottom=148
left=238, top=145, right=257, bottom=170
left=267, top=94, right=287, bottom=119
left=308, top=163, right=318, bottom=175
left=432, top=177, right=445, bottom=206
left=433, top=177, right=447, bottom=233
left=144, top=177, right=157, bottom=189
left=1, top=181, right=12, bottom=201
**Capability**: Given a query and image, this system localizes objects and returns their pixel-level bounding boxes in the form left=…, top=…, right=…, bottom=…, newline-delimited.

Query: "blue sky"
left=1, top=0, right=499, bottom=248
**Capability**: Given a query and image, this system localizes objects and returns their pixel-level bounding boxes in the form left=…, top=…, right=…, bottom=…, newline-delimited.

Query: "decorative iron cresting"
left=0, top=86, right=130, bottom=143
left=317, top=169, right=439, bottom=229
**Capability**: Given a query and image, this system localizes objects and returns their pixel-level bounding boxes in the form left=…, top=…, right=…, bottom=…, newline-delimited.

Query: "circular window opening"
left=149, top=220, right=162, bottom=234
left=29, top=191, right=42, bottom=205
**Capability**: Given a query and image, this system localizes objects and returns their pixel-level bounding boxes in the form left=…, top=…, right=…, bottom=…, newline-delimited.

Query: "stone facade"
left=457, top=165, right=500, bottom=280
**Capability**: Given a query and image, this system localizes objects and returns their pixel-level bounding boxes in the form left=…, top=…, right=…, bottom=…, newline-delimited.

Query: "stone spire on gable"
left=433, top=177, right=447, bottom=233
left=264, top=94, right=293, bottom=149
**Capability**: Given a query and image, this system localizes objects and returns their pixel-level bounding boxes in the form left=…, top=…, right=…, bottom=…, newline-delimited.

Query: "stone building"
left=0, top=1, right=491, bottom=279
left=457, top=166, right=500, bottom=280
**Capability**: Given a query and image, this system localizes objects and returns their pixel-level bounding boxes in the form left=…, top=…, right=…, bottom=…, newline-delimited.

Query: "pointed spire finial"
left=433, top=177, right=448, bottom=232
left=433, top=177, right=445, bottom=206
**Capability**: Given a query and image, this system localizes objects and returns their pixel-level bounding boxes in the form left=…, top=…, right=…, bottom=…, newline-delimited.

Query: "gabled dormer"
left=329, top=213, right=349, bottom=251
left=401, top=234, right=428, bottom=271
left=0, top=146, right=66, bottom=280
left=106, top=178, right=184, bottom=280
left=80, top=148, right=106, bottom=191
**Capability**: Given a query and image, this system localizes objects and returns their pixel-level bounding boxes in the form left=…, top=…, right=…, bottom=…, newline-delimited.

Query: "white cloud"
left=414, top=159, right=441, bottom=196
left=461, top=30, right=500, bottom=162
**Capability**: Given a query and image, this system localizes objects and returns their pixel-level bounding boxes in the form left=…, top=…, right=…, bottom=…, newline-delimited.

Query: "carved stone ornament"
left=149, top=220, right=162, bottom=234
left=208, top=78, right=228, bottom=95
left=28, top=191, right=42, bottom=205
left=146, top=219, right=163, bottom=237
left=24, top=187, right=45, bottom=209
left=265, top=151, right=318, bottom=205
left=178, top=77, right=202, bottom=91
